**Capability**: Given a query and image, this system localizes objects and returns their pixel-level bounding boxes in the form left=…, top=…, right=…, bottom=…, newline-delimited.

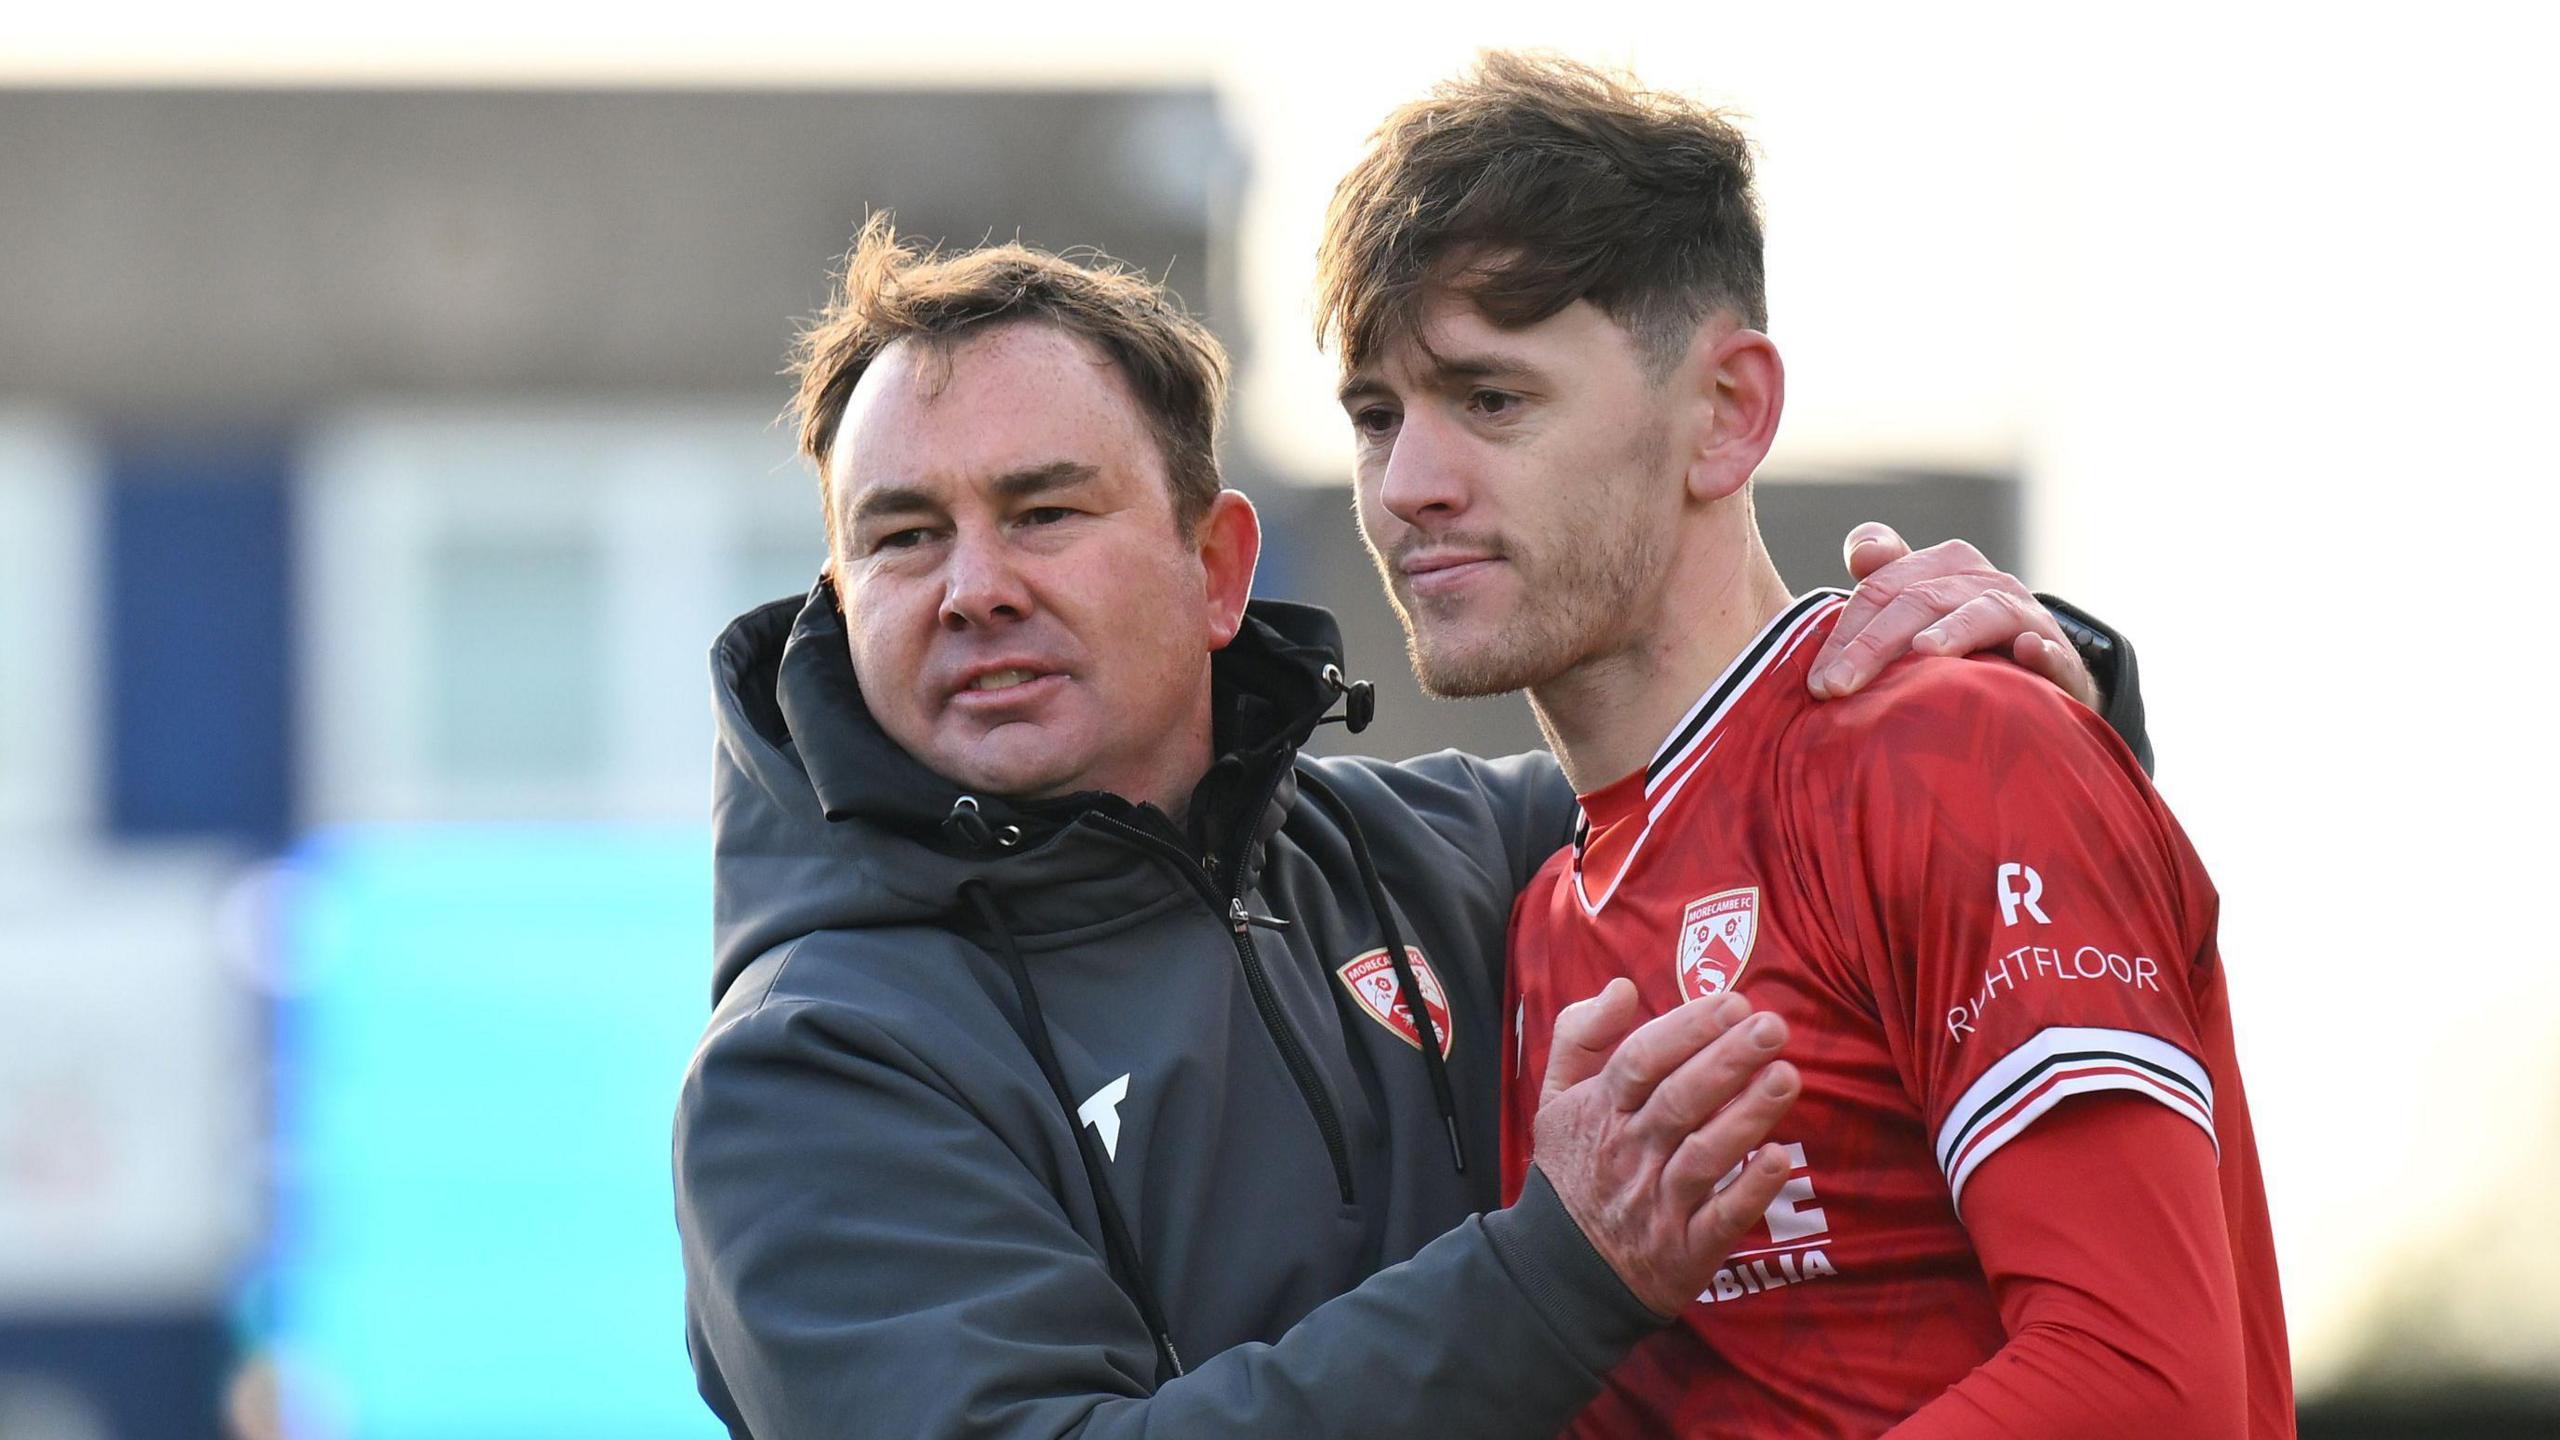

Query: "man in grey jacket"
left=673, top=222, right=2145, bottom=1437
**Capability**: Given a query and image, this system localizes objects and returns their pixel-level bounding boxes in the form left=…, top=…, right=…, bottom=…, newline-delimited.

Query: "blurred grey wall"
left=0, top=88, right=1237, bottom=418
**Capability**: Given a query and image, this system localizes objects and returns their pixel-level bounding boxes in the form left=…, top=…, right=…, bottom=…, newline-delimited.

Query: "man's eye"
left=1018, top=506, right=1076, bottom=527
left=874, top=528, right=929, bottom=551
left=1469, top=389, right=1519, bottom=417
left=1351, top=406, right=1400, bottom=437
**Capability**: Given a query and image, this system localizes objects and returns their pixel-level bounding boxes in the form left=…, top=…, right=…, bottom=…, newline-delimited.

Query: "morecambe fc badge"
left=1676, top=887, right=1760, bottom=1000
left=1335, top=947, right=1455, bottom=1059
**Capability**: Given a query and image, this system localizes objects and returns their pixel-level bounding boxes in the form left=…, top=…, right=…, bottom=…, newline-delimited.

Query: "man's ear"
left=1197, top=489, right=1262, bottom=650
left=1684, top=325, right=1785, bottom=505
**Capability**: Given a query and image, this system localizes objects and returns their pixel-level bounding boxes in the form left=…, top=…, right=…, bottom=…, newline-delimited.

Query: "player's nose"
left=1378, top=409, right=1471, bottom=525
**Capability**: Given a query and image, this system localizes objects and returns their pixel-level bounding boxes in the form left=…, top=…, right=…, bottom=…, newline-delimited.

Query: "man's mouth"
left=948, top=663, right=1068, bottom=709
left=1399, top=550, right=1506, bottom=598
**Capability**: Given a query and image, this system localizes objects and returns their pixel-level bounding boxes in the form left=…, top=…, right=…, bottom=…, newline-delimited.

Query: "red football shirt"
left=1500, top=591, right=2289, bottom=1438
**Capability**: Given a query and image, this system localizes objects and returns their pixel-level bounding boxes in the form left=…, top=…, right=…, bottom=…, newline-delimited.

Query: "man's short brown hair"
left=1315, top=51, right=1766, bottom=376
left=789, top=216, right=1229, bottom=553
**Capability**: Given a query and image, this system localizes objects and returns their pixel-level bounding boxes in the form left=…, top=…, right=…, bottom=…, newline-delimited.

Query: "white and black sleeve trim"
left=1935, top=1025, right=2216, bottom=1209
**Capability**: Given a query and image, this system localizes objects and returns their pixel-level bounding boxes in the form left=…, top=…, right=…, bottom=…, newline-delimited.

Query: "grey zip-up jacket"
left=676, top=582, right=2150, bottom=1439
left=678, top=585, right=1656, bottom=1439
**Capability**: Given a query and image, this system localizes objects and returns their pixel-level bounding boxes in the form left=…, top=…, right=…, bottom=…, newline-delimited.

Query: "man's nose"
left=1376, top=408, right=1469, bottom=527
left=940, top=527, right=1033, bottom=631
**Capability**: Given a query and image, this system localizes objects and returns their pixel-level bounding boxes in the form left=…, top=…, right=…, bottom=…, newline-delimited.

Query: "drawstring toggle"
left=943, top=796, right=994, bottom=849
left=1320, top=664, right=1376, bottom=734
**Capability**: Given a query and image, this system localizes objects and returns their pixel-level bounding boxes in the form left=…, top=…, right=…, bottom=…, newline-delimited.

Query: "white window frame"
left=0, top=410, right=99, bottom=838
left=298, top=403, right=821, bottom=824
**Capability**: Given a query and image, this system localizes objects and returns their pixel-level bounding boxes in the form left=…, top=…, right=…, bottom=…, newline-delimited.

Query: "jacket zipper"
left=1222, top=895, right=1355, bottom=1204
left=1096, top=797, right=1357, bottom=1205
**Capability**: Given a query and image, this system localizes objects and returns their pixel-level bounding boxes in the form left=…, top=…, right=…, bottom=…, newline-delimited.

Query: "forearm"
left=681, top=997, right=1661, bottom=1440
left=1062, top=1170, right=1659, bottom=1439
left=1883, top=1318, right=2243, bottom=1440
left=1885, top=1097, right=2245, bottom=1439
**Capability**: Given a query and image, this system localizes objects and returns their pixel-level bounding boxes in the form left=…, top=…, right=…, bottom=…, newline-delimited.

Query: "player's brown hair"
left=1314, top=51, right=1767, bottom=375
left=790, top=215, right=1229, bottom=555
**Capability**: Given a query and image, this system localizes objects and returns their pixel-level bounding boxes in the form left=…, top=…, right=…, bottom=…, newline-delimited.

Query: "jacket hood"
left=707, top=579, right=1354, bottom=1001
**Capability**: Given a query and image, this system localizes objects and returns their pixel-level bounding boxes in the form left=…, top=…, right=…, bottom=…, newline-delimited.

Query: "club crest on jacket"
left=1335, top=947, right=1454, bottom=1059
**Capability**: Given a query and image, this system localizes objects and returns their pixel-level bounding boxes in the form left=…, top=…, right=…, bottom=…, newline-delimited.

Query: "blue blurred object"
left=104, top=432, right=297, bottom=847
left=266, top=826, right=724, bottom=1440
left=0, top=1315, right=228, bottom=1438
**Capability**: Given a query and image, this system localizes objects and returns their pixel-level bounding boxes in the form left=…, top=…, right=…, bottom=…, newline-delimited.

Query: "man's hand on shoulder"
left=1810, top=522, right=2096, bottom=709
left=1529, top=980, right=1800, bottom=1318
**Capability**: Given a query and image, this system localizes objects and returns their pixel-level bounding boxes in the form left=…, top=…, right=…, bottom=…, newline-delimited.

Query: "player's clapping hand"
left=1809, top=521, right=2096, bottom=707
left=1531, top=979, right=1800, bottom=1319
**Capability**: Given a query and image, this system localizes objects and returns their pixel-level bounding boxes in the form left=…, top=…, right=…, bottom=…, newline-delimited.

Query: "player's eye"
left=1468, top=389, right=1520, bottom=418
left=1017, top=506, right=1076, bottom=527
left=1350, top=406, right=1400, bottom=438
left=871, top=527, right=931, bottom=552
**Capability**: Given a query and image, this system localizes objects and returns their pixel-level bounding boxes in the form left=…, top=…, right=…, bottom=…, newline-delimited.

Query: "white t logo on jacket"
left=1079, top=1073, right=1132, bottom=1161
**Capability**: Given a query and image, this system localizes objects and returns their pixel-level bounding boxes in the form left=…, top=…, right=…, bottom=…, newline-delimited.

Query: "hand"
left=1531, top=979, right=1800, bottom=1317
left=1808, top=522, right=2096, bottom=707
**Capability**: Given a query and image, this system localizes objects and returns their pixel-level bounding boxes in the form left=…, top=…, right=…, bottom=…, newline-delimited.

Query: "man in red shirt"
left=1316, top=54, right=2290, bottom=1438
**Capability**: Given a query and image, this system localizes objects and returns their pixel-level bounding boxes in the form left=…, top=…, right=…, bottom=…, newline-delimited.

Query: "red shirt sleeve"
left=1882, top=1093, right=2248, bottom=1438
left=1784, top=657, right=2258, bottom=1434
left=1787, top=655, right=2221, bottom=1211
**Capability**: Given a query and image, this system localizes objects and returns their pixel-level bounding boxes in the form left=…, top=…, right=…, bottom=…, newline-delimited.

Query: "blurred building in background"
left=0, top=61, right=2549, bottom=1440
left=0, top=84, right=1238, bottom=1440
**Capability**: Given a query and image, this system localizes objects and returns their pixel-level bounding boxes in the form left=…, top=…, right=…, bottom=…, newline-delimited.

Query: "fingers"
left=1841, top=521, right=1909, bottom=581
left=1633, top=1011, right=1789, bottom=1141
left=1596, top=992, right=1753, bottom=1113
left=1815, top=533, right=1992, bottom=696
left=1909, top=588, right=2059, bottom=658
left=1815, top=527, right=1924, bottom=683
left=1813, top=578, right=1966, bottom=697
left=1659, top=1058, right=1799, bottom=1203
left=1815, top=535, right=2065, bottom=698
left=1910, top=594, right=2098, bottom=709
left=2014, top=632, right=2099, bottom=708
left=1531, top=1001, right=1797, bottom=1318
left=1686, top=1140, right=1796, bottom=1260
left=1541, top=978, right=1644, bottom=1107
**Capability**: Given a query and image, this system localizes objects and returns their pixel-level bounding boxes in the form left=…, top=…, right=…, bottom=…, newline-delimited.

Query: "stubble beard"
left=1396, top=505, right=1668, bottom=699
left=1394, top=421, right=1676, bottom=699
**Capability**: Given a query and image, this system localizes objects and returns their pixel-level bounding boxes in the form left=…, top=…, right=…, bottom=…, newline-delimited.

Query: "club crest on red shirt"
left=1335, top=947, right=1454, bottom=1059
left=1676, top=887, right=1760, bottom=999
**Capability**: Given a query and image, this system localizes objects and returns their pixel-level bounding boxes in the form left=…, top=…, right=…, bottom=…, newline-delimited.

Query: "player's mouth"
left=1399, top=548, right=1507, bottom=600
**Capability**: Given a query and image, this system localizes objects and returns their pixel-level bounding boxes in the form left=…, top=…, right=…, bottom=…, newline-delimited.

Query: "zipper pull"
left=1229, top=898, right=1292, bottom=934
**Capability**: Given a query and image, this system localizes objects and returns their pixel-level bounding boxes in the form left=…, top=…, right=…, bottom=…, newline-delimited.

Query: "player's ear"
left=1683, top=322, right=1784, bottom=505
left=1197, top=489, right=1261, bottom=650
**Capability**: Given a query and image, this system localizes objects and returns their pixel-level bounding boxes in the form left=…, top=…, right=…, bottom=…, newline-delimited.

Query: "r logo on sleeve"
left=1996, top=862, right=2050, bottom=927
